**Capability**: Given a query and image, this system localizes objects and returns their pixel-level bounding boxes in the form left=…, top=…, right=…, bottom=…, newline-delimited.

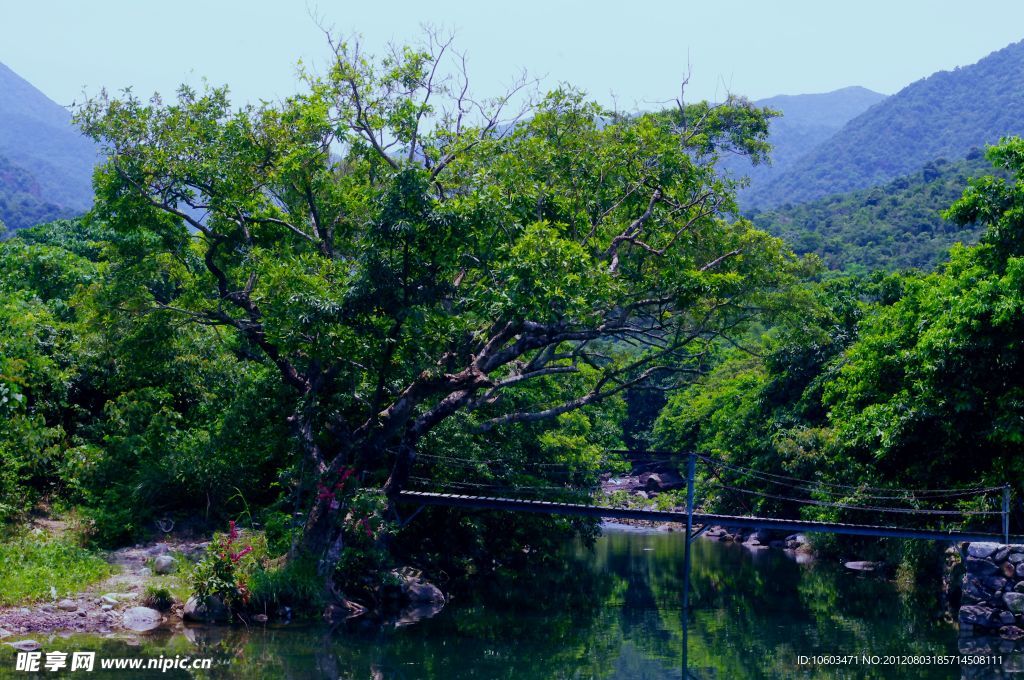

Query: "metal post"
left=681, top=453, right=696, bottom=677
left=1004, top=485, right=1011, bottom=544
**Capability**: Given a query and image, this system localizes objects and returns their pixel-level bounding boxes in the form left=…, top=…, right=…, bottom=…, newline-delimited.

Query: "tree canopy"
left=73, top=35, right=796, bottom=583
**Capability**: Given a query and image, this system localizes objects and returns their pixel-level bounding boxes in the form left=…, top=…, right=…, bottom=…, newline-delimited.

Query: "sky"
left=2, top=0, right=1024, bottom=110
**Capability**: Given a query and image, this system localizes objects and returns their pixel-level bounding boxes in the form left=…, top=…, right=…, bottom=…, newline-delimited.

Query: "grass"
left=0, top=532, right=114, bottom=605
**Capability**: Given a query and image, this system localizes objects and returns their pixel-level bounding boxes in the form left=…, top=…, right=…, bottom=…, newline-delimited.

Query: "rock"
left=138, top=568, right=152, bottom=577
left=1017, top=562, right=1024, bottom=579
left=1009, top=553, right=1024, bottom=564
left=0, top=628, right=12, bottom=639
left=1004, top=592, right=1024, bottom=614
left=253, top=614, right=269, bottom=623
left=844, top=561, right=877, bottom=572
left=404, top=581, right=445, bottom=605
left=148, top=543, right=169, bottom=556
left=999, top=610, right=1016, bottom=626
left=1004, top=561, right=1017, bottom=578
left=969, top=543, right=1000, bottom=559
left=57, top=599, right=78, bottom=612
left=153, top=556, right=175, bottom=575
left=1015, top=581, right=1024, bottom=594
left=121, top=606, right=163, bottom=632
left=960, top=605, right=996, bottom=626
left=39, top=604, right=55, bottom=613
left=6, top=639, right=41, bottom=652
left=966, top=557, right=1000, bottom=577
left=101, top=605, right=113, bottom=612
left=101, top=595, right=118, bottom=606
left=632, top=490, right=648, bottom=499
left=1001, top=625, right=1024, bottom=640
left=994, top=547, right=1012, bottom=563
left=183, top=596, right=230, bottom=623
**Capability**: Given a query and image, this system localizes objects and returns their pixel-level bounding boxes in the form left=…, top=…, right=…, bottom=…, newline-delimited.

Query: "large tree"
left=76, top=35, right=796, bottom=591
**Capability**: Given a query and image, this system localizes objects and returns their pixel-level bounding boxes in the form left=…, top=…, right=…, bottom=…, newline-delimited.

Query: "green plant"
left=142, top=585, right=174, bottom=611
left=189, top=521, right=261, bottom=614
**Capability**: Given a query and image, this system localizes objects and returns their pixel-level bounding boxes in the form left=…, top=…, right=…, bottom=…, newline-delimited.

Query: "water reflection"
left=1, top=526, right=1017, bottom=678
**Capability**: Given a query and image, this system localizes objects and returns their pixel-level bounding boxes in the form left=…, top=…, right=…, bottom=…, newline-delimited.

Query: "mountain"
left=749, top=150, right=997, bottom=271
left=0, top=61, right=98, bottom=232
left=745, top=39, right=1024, bottom=209
left=718, top=86, right=887, bottom=200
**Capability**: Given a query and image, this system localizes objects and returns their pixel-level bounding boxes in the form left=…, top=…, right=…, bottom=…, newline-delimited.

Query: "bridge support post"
left=1004, top=485, right=1011, bottom=544
left=681, top=452, right=696, bottom=678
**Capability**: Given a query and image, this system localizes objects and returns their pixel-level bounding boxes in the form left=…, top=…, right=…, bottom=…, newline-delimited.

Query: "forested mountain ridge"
left=744, top=39, right=1024, bottom=208
left=0, top=62, right=97, bottom=232
left=749, top=150, right=997, bottom=271
left=717, top=86, right=886, bottom=200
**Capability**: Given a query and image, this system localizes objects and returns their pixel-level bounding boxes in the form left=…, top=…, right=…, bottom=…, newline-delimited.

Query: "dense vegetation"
left=746, top=39, right=1024, bottom=208
left=749, top=151, right=998, bottom=271
left=0, top=37, right=804, bottom=613
left=656, top=140, right=1024, bottom=555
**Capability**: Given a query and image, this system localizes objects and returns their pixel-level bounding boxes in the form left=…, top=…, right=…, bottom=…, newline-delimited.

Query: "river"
left=0, top=525, right=1013, bottom=678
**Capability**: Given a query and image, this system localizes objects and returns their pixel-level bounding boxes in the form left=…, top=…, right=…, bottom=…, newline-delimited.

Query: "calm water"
left=0, top=526, right=1013, bottom=679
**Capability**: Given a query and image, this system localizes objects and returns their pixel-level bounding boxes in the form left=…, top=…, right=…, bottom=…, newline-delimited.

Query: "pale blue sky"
left=2, top=0, right=1024, bottom=109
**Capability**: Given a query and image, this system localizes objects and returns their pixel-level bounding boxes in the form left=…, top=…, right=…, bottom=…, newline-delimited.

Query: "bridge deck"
left=398, top=491, right=1016, bottom=543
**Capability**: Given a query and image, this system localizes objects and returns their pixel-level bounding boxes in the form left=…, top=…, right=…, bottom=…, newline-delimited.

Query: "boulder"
left=183, top=596, right=230, bottom=623
left=1004, top=592, right=1024, bottom=614
left=1009, top=553, right=1024, bottom=564
left=404, top=581, right=445, bottom=605
left=959, top=605, right=996, bottom=627
left=153, top=556, right=175, bottom=575
left=994, top=547, right=1012, bottom=563
left=966, top=557, right=1000, bottom=577
left=57, top=599, right=78, bottom=612
left=1016, top=562, right=1024, bottom=579
left=1001, top=625, right=1024, bottom=641
left=968, top=543, right=1000, bottom=559
left=121, top=607, right=163, bottom=632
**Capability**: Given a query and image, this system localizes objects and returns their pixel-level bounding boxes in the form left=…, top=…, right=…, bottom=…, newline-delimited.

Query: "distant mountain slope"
left=718, top=86, right=887, bottom=202
left=749, top=150, right=996, bottom=271
left=0, top=62, right=98, bottom=224
left=746, top=40, right=1024, bottom=209
left=0, top=152, right=74, bottom=234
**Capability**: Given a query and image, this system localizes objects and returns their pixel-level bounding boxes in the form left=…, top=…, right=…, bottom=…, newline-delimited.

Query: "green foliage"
left=657, top=139, right=1024, bottom=569
left=189, top=522, right=264, bottom=614
left=142, top=584, right=174, bottom=611
left=750, top=152, right=998, bottom=271
left=0, top=533, right=113, bottom=605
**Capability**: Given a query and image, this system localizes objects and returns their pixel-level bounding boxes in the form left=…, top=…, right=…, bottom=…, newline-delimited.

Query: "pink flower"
left=230, top=546, right=253, bottom=563
left=229, top=520, right=238, bottom=541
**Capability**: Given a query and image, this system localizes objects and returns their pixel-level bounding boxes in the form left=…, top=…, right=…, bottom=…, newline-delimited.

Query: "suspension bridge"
left=397, top=451, right=1015, bottom=678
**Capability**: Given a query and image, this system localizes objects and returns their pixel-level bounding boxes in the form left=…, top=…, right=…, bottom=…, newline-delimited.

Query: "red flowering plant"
left=190, top=520, right=262, bottom=615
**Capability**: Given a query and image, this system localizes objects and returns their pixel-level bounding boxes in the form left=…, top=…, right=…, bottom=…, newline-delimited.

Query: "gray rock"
left=1001, top=625, right=1024, bottom=640
left=101, top=605, right=114, bottom=612
left=1015, top=581, right=1024, bottom=594
left=960, top=605, right=996, bottom=626
left=183, top=596, right=230, bottom=623
left=5, top=639, right=41, bottom=652
left=1005, top=592, right=1024, bottom=614
left=1009, top=553, right=1024, bottom=564
left=153, top=556, right=175, bottom=575
left=121, top=606, right=163, bottom=632
left=57, top=599, right=78, bottom=612
left=969, top=542, right=1000, bottom=559
left=100, top=595, right=118, bottom=606
left=38, top=604, right=55, bottom=613
left=1017, top=562, right=1024, bottom=579
left=148, top=543, right=169, bottom=556
left=404, top=581, right=445, bottom=605
left=995, top=547, right=1012, bottom=563
left=844, top=561, right=877, bottom=572
left=966, top=557, right=1000, bottom=577
left=999, top=610, right=1017, bottom=626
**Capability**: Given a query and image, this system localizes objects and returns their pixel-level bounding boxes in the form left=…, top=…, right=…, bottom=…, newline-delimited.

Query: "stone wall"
left=959, top=542, right=1024, bottom=639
